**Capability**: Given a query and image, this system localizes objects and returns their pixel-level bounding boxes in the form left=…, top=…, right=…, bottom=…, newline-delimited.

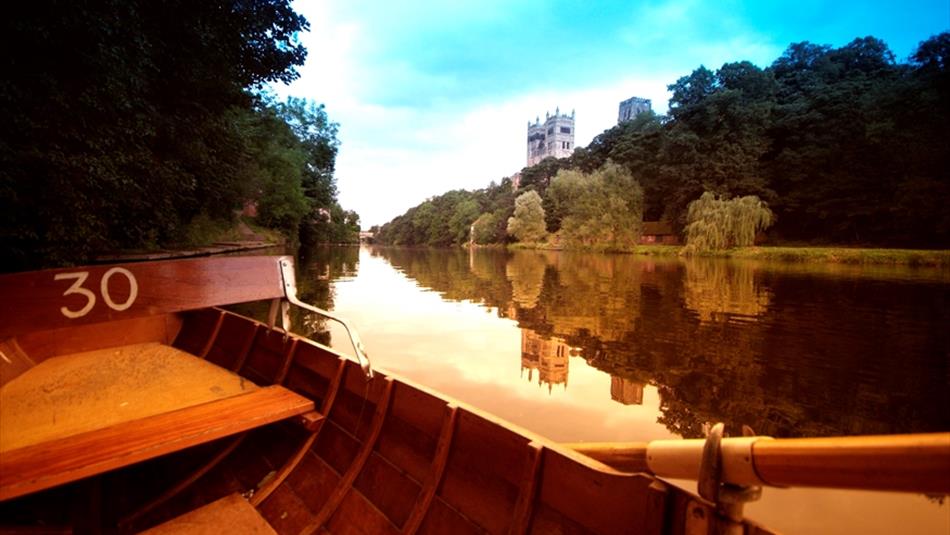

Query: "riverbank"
left=95, top=218, right=284, bottom=263
left=507, top=243, right=950, bottom=266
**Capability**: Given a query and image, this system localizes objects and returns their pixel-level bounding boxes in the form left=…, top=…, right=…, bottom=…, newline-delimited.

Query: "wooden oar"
left=564, top=432, right=950, bottom=494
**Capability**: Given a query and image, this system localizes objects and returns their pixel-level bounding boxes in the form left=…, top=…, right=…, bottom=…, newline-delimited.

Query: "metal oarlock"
left=278, top=258, right=373, bottom=379
left=698, top=423, right=763, bottom=535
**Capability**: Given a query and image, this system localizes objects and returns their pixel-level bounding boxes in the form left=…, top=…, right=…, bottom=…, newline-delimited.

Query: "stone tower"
left=618, top=96, right=651, bottom=123
left=527, top=107, right=575, bottom=167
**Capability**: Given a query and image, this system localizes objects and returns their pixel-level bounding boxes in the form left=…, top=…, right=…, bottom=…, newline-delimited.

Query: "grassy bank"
left=717, top=246, right=950, bottom=266
left=507, top=242, right=950, bottom=266
left=180, top=215, right=285, bottom=248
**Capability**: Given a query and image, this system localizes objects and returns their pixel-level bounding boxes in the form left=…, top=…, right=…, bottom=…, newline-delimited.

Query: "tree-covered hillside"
left=377, top=34, right=949, bottom=249
left=1, top=0, right=358, bottom=272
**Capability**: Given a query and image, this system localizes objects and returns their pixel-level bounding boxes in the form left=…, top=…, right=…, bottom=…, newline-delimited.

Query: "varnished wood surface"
left=565, top=434, right=950, bottom=494
left=0, top=302, right=783, bottom=535
left=0, top=255, right=290, bottom=337
left=562, top=441, right=651, bottom=474
left=0, top=343, right=258, bottom=452
left=401, top=405, right=457, bottom=535
left=139, top=493, right=276, bottom=535
left=754, top=432, right=950, bottom=494
left=0, top=338, right=34, bottom=388
left=14, top=314, right=182, bottom=366
left=0, top=385, right=313, bottom=501
left=301, top=378, right=394, bottom=535
left=508, top=441, right=543, bottom=535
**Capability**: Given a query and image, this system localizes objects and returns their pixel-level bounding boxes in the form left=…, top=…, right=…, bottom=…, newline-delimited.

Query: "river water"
left=295, top=245, right=949, bottom=535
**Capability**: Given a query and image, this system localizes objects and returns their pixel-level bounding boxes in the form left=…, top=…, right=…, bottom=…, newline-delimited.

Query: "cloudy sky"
left=275, top=0, right=948, bottom=229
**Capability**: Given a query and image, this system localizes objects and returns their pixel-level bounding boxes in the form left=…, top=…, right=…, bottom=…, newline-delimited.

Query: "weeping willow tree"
left=683, top=192, right=773, bottom=254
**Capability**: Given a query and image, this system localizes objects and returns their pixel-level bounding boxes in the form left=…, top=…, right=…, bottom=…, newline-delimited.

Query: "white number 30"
left=54, top=267, right=139, bottom=319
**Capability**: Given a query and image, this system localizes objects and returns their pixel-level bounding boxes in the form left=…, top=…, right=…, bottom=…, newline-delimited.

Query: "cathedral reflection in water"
left=519, top=328, right=644, bottom=405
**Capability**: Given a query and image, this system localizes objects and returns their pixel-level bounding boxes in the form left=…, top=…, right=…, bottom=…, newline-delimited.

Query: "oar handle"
left=753, top=433, right=950, bottom=494
left=565, top=432, right=950, bottom=494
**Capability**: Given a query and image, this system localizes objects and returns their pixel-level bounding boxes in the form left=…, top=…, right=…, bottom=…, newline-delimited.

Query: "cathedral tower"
left=527, top=107, right=575, bottom=167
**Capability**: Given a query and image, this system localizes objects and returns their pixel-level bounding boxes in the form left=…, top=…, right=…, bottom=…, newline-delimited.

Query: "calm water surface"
left=296, top=245, right=949, bottom=535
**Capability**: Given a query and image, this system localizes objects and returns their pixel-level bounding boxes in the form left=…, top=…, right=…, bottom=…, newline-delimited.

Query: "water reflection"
left=682, top=259, right=771, bottom=323
left=298, top=245, right=949, bottom=535
left=518, top=328, right=647, bottom=405
left=360, top=246, right=950, bottom=439
left=506, top=251, right=546, bottom=308
left=611, top=376, right=645, bottom=405
left=520, top=329, right=570, bottom=393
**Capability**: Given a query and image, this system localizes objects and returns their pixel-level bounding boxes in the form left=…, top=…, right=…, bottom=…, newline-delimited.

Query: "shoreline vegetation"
left=374, top=33, right=949, bottom=256
left=491, top=242, right=950, bottom=267
left=2, top=1, right=361, bottom=272
left=94, top=217, right=286, bottom=262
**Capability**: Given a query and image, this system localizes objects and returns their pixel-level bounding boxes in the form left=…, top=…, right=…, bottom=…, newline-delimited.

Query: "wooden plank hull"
left=0, top=308, right=776, bottom=535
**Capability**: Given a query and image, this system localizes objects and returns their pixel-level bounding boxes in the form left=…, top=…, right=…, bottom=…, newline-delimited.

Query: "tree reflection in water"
left=364, top=246, right=949, bottom=439
left=682, top=259, right=771, bottom=323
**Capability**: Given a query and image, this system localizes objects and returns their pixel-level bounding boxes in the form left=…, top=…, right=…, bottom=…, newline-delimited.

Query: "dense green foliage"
left=507, top=191, right=547, bottom=242
left=683, top=192, right=774, bottom=253
left=1, top=1, right=356, bottom=271
left=378, top=33, right=949, bottom=250
left=546, top=164, right=643, bottom=249
left=578, top=34, right=949, bottom=247
left=376, top=179, right=516, bottom=246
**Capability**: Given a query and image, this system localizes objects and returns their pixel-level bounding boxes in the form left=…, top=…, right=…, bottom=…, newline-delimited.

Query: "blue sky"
left=276, top=0, right=948, bottom=228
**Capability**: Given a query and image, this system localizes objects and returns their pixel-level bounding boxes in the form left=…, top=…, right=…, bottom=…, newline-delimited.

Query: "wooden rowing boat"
left=0, top=255, right=946, bottom=534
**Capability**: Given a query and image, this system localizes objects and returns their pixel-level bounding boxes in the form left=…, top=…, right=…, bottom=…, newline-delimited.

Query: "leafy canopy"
left=683, top=192, right=774, bottom=253
left=546, top=163, right=643, bottom=249
left=0, top=0, right=324, bottom=270
left=507, top=191, right=547, bottom=243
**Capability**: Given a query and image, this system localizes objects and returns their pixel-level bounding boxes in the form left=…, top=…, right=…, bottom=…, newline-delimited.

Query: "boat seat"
left=0, top=342, right=314, bottom=501
left=138, top=493, right=276, bottom=535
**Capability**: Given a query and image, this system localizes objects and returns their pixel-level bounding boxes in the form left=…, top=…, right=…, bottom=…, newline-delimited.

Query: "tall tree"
left=376, top=33, right=950, bottom=250
left=682, top=192, right=774, bottom=253
left=546, top=163, right=643, bottom=249
left=507, top=191, right=547, bottom=243
left=0, top=0, right=309, bottom=270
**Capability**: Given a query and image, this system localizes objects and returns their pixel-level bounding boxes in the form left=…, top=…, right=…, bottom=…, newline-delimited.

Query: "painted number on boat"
left=54, top=268, right=139, bottom=318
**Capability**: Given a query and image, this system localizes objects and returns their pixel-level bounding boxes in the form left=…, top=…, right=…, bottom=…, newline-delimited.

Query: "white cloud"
left=325, top=76, right=677, bottom=228
left=276, top=0, right=783, bottom=228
